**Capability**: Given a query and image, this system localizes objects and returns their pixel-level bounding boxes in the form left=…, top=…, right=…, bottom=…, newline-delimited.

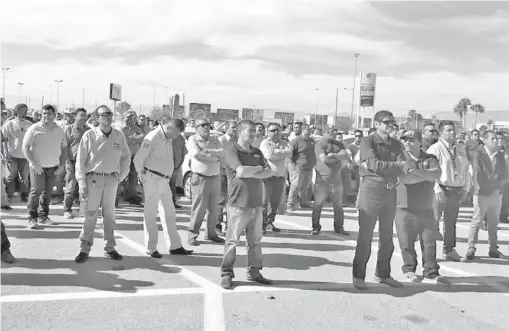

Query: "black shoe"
left=188, top=239, right=200, bottom=246
left=148, top=251, right=163, bottom=258
left=75, top=252, right=89, bottom=263
left=174, top=204, right=182, bottom=209
left=1, top=205, right=12, bottom=210
left=130, top=199, right=143, bottom=206
left=20, top=195, right=28, bottom=202
left=488, top=250, right=505, bottom=258
left=465, top=250, right=475, bottom=260
left=267, top=224, right=281, bottom=232
left=311, top=226, right=321, bottom=235
left=247, top=275, right=273, bottom=285
left=221, top=276, right=233, bottom=289
left=115, top=198, right=119, bottom=208
left=105, top=250, right=123, bottom=260
left=205, top=236, right=225, bottom=244
left=334, top=228, right=349, bottom=236
left=170, top=247, right=193, bottom=255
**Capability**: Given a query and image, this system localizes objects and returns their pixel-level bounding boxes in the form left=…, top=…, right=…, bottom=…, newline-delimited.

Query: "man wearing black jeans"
left=1, top=222, right=15, bottom=263
left=22, top=104, right=67, bottom=229
left=311, top=128, right=350, bottom=235
left=395, top=131, right=448, bottom=284
left=169, top=119, right=187, bottom=209
left=353, top=110, right=405, bottom=290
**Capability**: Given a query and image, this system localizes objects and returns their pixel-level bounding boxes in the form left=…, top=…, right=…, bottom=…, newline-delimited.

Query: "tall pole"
left=315, top=88, right=322, bottom=127
left=28, top=88, right=31, bottom=109
left=2, top=67, right=10, bottom=103
left=153, top=86, right=156, bottom=105
left=165, top=86, right=171, bottom=115
left=49, top=84, right=54, bottom=104
left=18, top=82, right=24, bottom=103
left=41, top=96, right=44, bottom=110
left=351, top=53, right=360, bottom=128
left=334, top=88, right=339, bottom=128
left=82, top=88, right=85, bottom=108
left=54, top=80, right=63, bottom=111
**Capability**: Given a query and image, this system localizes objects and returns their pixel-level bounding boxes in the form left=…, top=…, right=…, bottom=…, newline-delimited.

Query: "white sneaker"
left=404, top=272, right=419, bottom=282
left=64, top=211, right=73, bottom=219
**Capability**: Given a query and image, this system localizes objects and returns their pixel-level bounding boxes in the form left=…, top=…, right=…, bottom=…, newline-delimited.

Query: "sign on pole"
left=359, top=73, right=376, bottom=107
left=109, top=83, right=122, bottom=101
left=274, top=112, right=295, bottom=126
left=217, top=108, right=239, bottom=120
left=189, top=103, right=211, bottom=119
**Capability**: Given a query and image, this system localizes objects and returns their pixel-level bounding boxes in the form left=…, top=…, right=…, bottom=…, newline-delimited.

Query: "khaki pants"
left=221, top=206, right=263, bottom=279
left=467, top=191, right=502, bottom=253
left=79, top=174, right=118, bottom=254
left=188, top=173, right=220, bottom=240
left=142, top=172, right=183, bottom=252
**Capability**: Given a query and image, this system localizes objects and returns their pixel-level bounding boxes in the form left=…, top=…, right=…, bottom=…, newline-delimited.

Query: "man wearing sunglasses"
left=421, top=123, right=439, bottom=152
left=74, top=105, right=131, bottom=263
left=353, top=110, right=406, bottom=290
left=186, top=118, right=226, bottom=245
left=218, top=120, right=238, bottom=233
left=348, top=130, right=364, bottom=202
left=260, top=123, right=292, bottom=233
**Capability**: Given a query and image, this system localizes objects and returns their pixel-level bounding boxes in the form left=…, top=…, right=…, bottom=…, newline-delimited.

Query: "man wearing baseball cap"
left=396, top=130, right=449, bottom=284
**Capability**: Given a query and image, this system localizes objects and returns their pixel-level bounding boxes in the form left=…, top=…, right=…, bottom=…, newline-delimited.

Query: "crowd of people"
left=1, top=104, right=508, bottom=290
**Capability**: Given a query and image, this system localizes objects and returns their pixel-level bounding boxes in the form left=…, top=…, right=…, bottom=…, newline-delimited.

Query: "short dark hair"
left=75, top=108, right=87, bottom=115
left=471, top=129, right=480, bottom=135
left=268, top=122, right=281, bottom=129
left=294, top=121, right=303, bottom=126
left=354, top=129, right=363, bottom=135
left=174, top=118, right=185, bottom=131
left=374, top=110, right=393, bottom=123
left=14, top=104, right=28, bottom=112
left=438, top=120, right=455, bottom=132
left=42, top=104, right=56, bottom=114
left=238, top=120, right=256, bottom=132
left=95, top=105, right=112, bottom=113
left=482, top=130, right=496, bottom=139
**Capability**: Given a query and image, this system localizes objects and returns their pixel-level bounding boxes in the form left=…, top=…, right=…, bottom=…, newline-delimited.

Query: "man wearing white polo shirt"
left=22, top=104, right=67, bottom=229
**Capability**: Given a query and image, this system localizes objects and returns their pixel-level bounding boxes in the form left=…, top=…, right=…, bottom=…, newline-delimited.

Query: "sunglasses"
left=269, top=129, right=280, bottom=132
left=99, top=112, right=113, bottom=117
left=355, top=135, right=362, bottom=138
left=380, top=120, right=395, bottom=126
left=198, top=123, right=211, bottom=128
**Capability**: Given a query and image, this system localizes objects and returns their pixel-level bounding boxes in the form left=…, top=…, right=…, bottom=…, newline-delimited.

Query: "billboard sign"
left=109, top=83, right=122, bottom=101
left=217, top=108, right=239, bottom=120
left=242, top=108, right=253, bottom=120
left=310, top=114, right=328, bottom=127
left=274, top=112, right=295, bottom=126
left=359, top=73, right=376, bottom=107
left=241, top=108, right=264, bottom=121
left=189, top=103, right=211, bottom=119
left=173, top=105, right=185, bottom=119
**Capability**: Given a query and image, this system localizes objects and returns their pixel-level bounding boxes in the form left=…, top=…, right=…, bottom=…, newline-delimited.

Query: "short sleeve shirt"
left=314, top=139, right=345, bottom=183
left=1, top=118, right=33, bottom=158
left=22, top=122, right=66, bottom=167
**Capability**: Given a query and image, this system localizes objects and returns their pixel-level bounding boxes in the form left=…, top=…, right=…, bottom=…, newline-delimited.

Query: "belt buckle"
left=386, top=182, right=395, bottom=190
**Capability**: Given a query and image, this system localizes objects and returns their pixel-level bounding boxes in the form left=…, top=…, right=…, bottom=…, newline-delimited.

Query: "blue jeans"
left=27, top=166, right=57, bottom=219
left=6, top=157, right=30, bottom=198
left=311, top=179, right=344, bottom=230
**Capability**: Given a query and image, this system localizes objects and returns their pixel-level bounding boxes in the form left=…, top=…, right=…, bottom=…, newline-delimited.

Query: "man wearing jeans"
left=395, top=131, right=448, bottom=284
left=2, top=103, right=33, bottom=203
left=63, top=108, right=89, bottom=218
left=22, top=104, right=67, bottom=229
left=218, top=120, right=238, bottom=232
left=260, top=123, right=292, bottom=234
left=287, top=124, right=316, bottom=211
left=74, top=105, right=131, bottom=263
left=427, top=120, right=470, bottom=262
left=311, top=128, right=350, bottom=235
left=466, top=131, right=508, bottom=260
left=220, top=120, right=277, bottom=289
left=186, top=118, right=226, bottom=246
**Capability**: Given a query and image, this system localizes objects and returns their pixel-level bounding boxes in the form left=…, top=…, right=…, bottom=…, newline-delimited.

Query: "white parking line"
left=1, top=287, right=204, bottom=303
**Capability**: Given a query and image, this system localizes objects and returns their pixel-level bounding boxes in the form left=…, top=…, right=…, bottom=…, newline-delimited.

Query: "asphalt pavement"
left=1, top=197, right=509, bottom=331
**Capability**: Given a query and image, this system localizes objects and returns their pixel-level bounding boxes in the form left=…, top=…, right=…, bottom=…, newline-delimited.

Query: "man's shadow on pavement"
left=1, top=256, right=179, bottom=292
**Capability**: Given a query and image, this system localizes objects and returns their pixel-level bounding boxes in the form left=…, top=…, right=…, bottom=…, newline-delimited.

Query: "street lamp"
left=165, top=86, right=171, bottom=116
left=315, top=88, right=323, bottom=127
left=18, top=82, right=24, bottom=103
left=49, top=84, right=54, bottom=105
left=351, top=53, right=360, bottom=127
left=54, top=80, right=63, bottom=111
left=2, top=67, right=10, bottom=102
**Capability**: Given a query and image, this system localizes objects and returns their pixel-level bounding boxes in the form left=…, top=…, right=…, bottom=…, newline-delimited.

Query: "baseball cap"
left=400, top=130, right=422, bottom=142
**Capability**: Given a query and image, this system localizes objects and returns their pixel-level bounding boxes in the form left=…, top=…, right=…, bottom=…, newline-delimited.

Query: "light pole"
left=314, top=88, right=323, bottom=128
left=2, top=67, right=9, bottom=103
left=165, top=86, right=171, bottom=115
left=54, top=80, right=63, bottom=111
left=334, top=88, right=340, bottom=128
left=351, top=53, right=360, bottom=127
left=18, top=82, right=24, bottom=103
left=49, top=84, right=54, bottom=104
left=82, top=88, right=85, bottom=108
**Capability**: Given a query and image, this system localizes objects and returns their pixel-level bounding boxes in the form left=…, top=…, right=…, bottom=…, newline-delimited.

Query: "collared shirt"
left=76, top=126, right=131, bottom=187
left=218, top=133, right=236, bottom=171
left=186, top=134, right=224, bottom=177
left=122, top=125, right=145, bottom=155
left=22, top=122, right=66, bottom=167
left=137, top=124, right=151, bottom=135
left=289, top=136, right=317, bottom=170
left=348, top=142, right=360, bottom=158
left=359, top=132, right=404, bottom=184
left=315, top=139, right=346, bottom=183
left=1, top=118, right=33, bottom=158
left=484, top=145, right=497, bottom=168
left=172, top=134, right=187, bottom=170
left=133, top=125, right=174, bottom=177
left=252, top=135, right=264, bottom=149
left=64, top=123, right=89, bottom=161
left=259, top=138, right=292, bottom=177
left=426, top=138, right=470, bottom=192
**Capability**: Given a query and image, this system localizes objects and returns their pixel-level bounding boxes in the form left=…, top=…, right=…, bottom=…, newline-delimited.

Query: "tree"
left=470, top=103, right=485, bottom=128
left=453, top=98, right=471, bottom=129
left=116, top=101, right=131, bottom=115
left=487, top=118, right=494, bottom=130
left=148, top=105, right=164, bottom=121
left=479, top=124, right=488, bottom=133
left=407, top=109, right=417, bottom=129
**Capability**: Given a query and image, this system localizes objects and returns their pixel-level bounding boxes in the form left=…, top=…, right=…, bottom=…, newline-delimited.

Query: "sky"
left=1, top=0, right=509, bottom=118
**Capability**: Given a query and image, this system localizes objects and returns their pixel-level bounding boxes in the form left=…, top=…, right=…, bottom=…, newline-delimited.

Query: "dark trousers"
left=218, top=173, right=228, bottom=225
left=311, top=179, right=344, bottom=230
left=263, top=176, right=285, bottom=226
left=63, top=160, right=79, bottom=212
left=169, top=166, right=182, bottom=204
left=1, top=222, right=10, bottom=253
left=353, top=178, right=396, bottom=280
left=6, top=157, right=30, bottom=198
left=501, top=183, right=509, bottom=223
left=117, top=157, right=138, bottom=201
left=28, top=166, right=56, bottom=219
left=433, top=188, right=460, bottom=254
left=395, top=208, right=439, bottom=278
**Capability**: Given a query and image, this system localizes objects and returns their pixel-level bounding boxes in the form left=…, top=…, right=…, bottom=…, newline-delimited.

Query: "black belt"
left=86, top=172, right=116, bottom=177
left=439, top=184, right=462, bottom=191
left=194, top=172, right=218, bottom=179
left=144, top=167, right=171, bottom=179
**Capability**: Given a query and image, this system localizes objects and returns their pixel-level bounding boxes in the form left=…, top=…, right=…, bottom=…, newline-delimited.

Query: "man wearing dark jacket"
left=466, top=131, right=508, bottom=259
